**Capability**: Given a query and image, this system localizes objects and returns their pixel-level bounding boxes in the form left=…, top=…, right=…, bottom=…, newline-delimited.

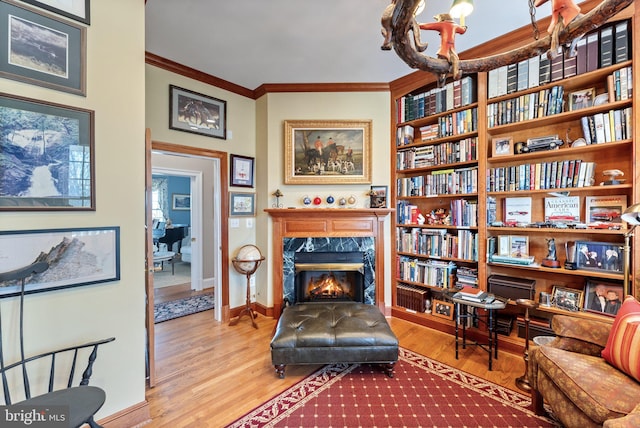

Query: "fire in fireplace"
left=295, top=252, right=365, bottom=303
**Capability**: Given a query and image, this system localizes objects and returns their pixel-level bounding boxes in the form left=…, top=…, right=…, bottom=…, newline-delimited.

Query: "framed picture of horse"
left=284, top=119, right=372, bottom=184
left=169, top=85, right=226, bottom=139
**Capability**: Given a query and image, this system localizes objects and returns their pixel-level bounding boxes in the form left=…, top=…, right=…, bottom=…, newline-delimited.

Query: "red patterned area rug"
left=226, top=348, right=559, bottom=428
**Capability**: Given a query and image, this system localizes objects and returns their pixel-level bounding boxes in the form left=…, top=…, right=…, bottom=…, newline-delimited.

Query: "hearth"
left=295, top=252, right=364, bottom=303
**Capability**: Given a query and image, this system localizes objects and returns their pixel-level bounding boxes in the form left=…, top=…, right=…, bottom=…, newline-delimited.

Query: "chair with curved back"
left=0, top=261, right=115, bottom=428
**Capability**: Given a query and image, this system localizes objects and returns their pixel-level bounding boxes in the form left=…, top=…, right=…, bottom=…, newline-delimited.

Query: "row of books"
left=396, top=137, right=478, bottom=170
left=455, top=266, right=478, bottom=289
left=436, top=108, right=478, bottom=137
left=396, top=167, right=478, bottom=198
left=449, top=198, right=478, bottom=228
left=396, top=228, right=478, bottom=261
left=487, top=85, right=563, bottom=128
left=580, top=108, right=632, bottom=144
left=487, top=20, right=631, bottom=99
left=608, top=66, right=633, bottom=102
left=397, top=76, right=476, bottom=123
left=486, top=160, right=596, bottom=192
left=396, top=256, right=457, bottom=288
left=396, top=283, right=429, bottom=313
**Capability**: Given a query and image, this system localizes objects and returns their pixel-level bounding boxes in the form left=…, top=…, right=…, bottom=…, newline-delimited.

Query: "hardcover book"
left=599, top=24, right=614, bottom=68
left=504, top=197, right=532, bottom=225
left=544, top=196, right=580, bottom=223
left=585, top=195, right=627, bottom=228
left=614, top=20, right=630, bottom=64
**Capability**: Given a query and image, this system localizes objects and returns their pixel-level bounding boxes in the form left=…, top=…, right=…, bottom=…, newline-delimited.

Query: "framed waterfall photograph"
left=0, top=93, right=95, bottom=211
left=284, top=119, right=372, bottom=185
left=0, top=0, right=87, bottom=95
left=0, top=227, right=120, bottom=298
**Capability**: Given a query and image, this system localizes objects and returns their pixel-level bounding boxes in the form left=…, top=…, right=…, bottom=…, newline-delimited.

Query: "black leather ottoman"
left=270, top=302, right=399, bottom=378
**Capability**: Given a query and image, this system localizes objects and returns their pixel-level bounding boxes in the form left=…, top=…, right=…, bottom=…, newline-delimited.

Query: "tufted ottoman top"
left=271, top=302, right=398, bottom=349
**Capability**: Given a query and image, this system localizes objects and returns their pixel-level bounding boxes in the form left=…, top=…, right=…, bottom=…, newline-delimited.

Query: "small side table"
left=452, top=296, right=506, bottom=371
left=153, top=251, right=175, bottom=275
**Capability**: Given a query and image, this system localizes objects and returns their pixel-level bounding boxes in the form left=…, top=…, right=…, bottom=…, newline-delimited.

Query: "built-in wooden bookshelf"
left=389, top=1, right=637, bottom=353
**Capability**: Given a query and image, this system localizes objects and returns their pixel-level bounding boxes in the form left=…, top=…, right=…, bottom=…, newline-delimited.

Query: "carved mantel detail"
left=265, top=208, right=394, bottom=317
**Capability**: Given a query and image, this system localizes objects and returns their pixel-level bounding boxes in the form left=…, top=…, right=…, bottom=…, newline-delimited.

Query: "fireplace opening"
left=295, top=252, right=365, bottom=303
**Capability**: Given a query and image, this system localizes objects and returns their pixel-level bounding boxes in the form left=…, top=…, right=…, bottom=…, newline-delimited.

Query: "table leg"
left=455, top=302, right=459, bottom=360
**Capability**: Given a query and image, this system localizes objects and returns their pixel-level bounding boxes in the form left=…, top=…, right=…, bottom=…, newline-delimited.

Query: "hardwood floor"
left=145, top=308, right=527, bottom=427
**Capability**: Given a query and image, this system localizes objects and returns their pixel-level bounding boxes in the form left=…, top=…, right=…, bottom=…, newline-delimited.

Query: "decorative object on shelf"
left=0, top=93, right=95, bottom=211
left=272, top=189, right=284, bottom=208
left=432, top=300, right=454, bottom=320
left=575, top=241, right=623, bottom=273
left=382, top=0, right=633, bottom=80
left=348, top=195, right=358, bottom=207
left=0, top=0, right=87, bottom=95
left=593, top=93, right=610, bottom=106
left=230, top=245, right=264, bottom=329
left=169, top=85, right=226, bottom=139
left=283, top=120, right=372, bottom=185
left=230, top=154, right=255, bottom=188
left=551, top=285, right=584, bottom=312
left=0, top=227, right=120, bottom=298
left=541, top=238, right=560, bottom=268
left=326, top=195, right=335, bottom=206
left=492, top=136, right=513, bottom=157
left=601, top=169, right=625, bottom=186
left=313, top=196, right=322, bottom=206
left=302, top=195, right=312, bottom=206
left=515, top=298, right=539, bottom=392
left=230, top=192, right=255, bottom=217
left=568, top=87, right=595, bottom=111
left=338, top=197, right=347, bottom=207
left=583, top=280, right=624, bottom=315
left=522, top=135, right=564, bottom=153
left=621, top=203, right=640, bottom=298
left=564, top=241, right=577, bottom=270
left=539, top=292, right=552, bottom=306
left=369, top=185, right=388, bottom=209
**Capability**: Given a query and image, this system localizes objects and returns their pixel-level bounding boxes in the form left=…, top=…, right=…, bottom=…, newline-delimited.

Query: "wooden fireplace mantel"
left=265, top=208, right=394, bottom=317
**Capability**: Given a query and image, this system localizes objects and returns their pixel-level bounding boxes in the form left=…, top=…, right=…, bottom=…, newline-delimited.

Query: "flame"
left=306, top=273, right=350, bottom=299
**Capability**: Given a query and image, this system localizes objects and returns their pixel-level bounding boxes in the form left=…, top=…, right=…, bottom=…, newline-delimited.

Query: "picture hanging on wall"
left=169, top=85, right=227, bottom=139
left=18, top=0, right=90, bottom=25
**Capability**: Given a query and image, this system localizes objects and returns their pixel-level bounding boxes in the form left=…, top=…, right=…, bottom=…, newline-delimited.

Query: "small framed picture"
left=230, top=192, right=255, bottom=217
left=492, top=137, right=513, bottom=157
left=583, top=280, right=624, bottom=316
left=369, top=185, right=388, bottom=208
left=551, top=285, right=584, bottom=312
left=432, top=299, right=454, bottom=320
left=230, top=154, right=255, bottom=188
left=509, top=235, right=529, bottom=257
left=172, top=194, right=190, bottom=211
left=569, top=87, right=595, bottom=111
left=169, top=85, right=226, bottom=139
left=575, top=241, right=623, bottom=273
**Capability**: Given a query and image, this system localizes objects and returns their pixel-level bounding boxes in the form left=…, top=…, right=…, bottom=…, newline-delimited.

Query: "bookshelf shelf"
left=389, top=2, right=636, bottom=354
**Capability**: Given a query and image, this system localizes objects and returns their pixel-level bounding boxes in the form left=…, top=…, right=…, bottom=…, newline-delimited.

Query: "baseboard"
left=99, top=400, right=151, bottom=428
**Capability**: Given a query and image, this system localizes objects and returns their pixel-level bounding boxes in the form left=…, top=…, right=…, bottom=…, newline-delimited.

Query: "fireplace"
left=295, top=252, right=365, bottom=303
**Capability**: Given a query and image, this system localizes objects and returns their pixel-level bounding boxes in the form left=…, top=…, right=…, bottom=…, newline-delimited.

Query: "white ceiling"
left=145, top=1, right=552, bottom=90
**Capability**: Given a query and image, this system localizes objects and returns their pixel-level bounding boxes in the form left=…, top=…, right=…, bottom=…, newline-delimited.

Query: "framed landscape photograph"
left=172, top=194, right=190, bottom=210
left=0, top=0, right=87, bottom=95
left=0, top=93, right=95, bottom=211
left=492, top=136, right=513, bottom=157
left=584, top=280, right=624, bottom=316
left=230, top=154, right=255, bottom=188
left=230, top=192, right=255, bottom=216
left=169, top=85, right=226, bottom=139
left=575, top=241, right=623, bottom=273
left=284, top=119, right=372, bottom=185
left=569, top=87, right=595, bottom=111
left=18, top=0, right=89, bottom=24
left=0, top=227, right=120, bottom=298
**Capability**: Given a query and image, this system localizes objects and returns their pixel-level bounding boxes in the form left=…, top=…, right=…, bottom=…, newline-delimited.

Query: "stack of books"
left=454, top=286, right=488, bottom=303
left=490, top=254, right=535, bottom=265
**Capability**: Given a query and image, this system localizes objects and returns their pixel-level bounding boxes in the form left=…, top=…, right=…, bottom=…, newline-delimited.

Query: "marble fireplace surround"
left=265, top=208, right=393, bottom=317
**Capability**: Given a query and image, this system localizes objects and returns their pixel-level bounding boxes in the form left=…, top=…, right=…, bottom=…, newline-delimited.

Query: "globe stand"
left=230, top=256, right=264, bottom=329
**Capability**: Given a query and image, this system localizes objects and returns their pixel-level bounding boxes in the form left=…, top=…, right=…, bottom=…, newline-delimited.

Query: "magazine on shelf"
left=585, top=195, right=627, bottom=228
left=504, top=197, right=532, bottom=224
left=544, top=196, right=580, bottom=223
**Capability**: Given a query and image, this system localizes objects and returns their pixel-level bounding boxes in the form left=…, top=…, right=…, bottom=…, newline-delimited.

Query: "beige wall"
left=256, top=91, right=393, bottom=308
left=0, top=0, right=146, bottom=419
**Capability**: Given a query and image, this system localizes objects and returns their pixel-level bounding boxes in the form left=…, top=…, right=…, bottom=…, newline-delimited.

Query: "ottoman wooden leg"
left=274, top=364, right=286, bottom=379
left=382, top=362, right=396, bottom=378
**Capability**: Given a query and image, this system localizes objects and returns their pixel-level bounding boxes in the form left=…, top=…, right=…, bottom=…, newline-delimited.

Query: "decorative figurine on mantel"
left=542, top=238, right=561, bottom=268
left=272, top=189, right=283, bottom=208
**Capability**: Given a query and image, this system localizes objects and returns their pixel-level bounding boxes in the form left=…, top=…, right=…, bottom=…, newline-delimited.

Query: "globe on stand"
left=230, top=245, right=264, bottom=328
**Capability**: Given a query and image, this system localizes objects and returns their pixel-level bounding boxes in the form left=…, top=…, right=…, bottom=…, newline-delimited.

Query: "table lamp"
left=621, top=203, right=640, bottom=298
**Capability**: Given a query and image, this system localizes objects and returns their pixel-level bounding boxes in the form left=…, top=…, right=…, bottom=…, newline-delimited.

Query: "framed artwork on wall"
left=172, top=194, right=191, bottom=210
left=0, top=93, right=95, bottom=211
left=230, top=154, right=255, bottom=188
left=17, top=0, right=90, bottom=25
left=369, top=185, right=388, bottom=208
left=230, top=192, right=255, bottom=217
left=0, top=227, right=120, bottom=298
left=169, top=85, right=227, bottom=139
left=284, top=119, right=372, bottom=185
left=0, top=0, right=87, bottom=95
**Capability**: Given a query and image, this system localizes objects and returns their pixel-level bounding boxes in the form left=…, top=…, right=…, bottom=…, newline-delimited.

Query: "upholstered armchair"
left=529, top=299, right=640, bottom=428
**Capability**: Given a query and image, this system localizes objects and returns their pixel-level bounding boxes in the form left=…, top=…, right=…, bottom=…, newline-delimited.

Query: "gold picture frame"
left=284, top=119, right=372, bottom=185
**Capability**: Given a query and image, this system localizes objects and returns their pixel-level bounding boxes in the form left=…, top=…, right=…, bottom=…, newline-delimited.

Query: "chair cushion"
left=602, top=296, right=640, bottom=382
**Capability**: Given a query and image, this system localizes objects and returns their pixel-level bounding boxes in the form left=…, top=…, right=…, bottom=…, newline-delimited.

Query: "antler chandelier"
left=383, top=0, right=635, bottom=81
